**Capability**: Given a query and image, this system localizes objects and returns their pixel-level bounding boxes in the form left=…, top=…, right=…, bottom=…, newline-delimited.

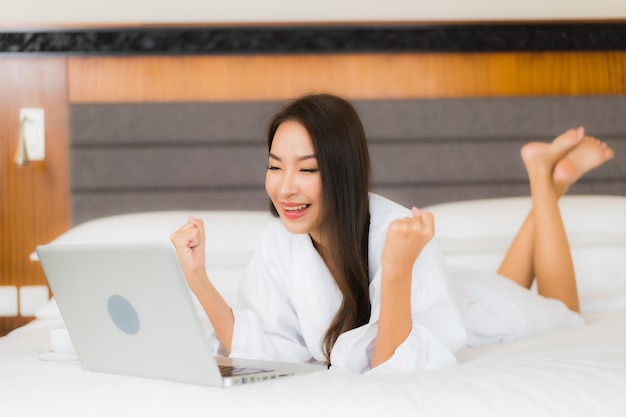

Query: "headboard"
left=70, top=96, right=626, bottom=224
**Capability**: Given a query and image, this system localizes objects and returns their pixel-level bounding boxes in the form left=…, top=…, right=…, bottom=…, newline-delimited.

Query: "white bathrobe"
left=224, top=194, right=583, bottom=374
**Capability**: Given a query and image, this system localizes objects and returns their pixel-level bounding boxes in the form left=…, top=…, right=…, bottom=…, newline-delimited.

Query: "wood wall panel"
left=0, top=58, right=70, bottom=335
left=68, top=52, right=626, bottom=103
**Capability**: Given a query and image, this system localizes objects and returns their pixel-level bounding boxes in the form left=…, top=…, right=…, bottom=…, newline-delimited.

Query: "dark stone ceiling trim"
left=1, top=23, right=625, bottom=55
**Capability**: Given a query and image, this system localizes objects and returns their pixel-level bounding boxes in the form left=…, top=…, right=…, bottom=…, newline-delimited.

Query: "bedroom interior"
left=1, top=3, right=625, bottom=414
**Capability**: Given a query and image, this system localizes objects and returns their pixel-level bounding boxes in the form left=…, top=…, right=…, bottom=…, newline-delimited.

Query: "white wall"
left=1, top=0, right=625, bottom=26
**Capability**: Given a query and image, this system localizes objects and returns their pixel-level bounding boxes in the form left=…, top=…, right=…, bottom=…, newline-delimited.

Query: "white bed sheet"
left=2, top=195, right=625, bottom=417
left=1, top=301, right=625, bottom=417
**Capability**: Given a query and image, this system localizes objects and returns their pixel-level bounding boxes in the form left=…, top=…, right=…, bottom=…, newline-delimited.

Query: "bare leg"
left=497, top=129, right=614, bottom=313
left=498, top=128, right=584, bottom=289
left=496, top=213, right=536, bottom=289
left=522, top=132, right=582, bottom=312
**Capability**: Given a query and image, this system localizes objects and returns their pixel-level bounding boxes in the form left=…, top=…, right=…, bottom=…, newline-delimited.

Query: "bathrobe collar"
left=290, top=233, right=342, bottom=362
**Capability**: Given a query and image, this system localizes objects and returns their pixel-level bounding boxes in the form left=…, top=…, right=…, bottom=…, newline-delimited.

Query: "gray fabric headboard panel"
left=70, top=96, right=626, bottom=224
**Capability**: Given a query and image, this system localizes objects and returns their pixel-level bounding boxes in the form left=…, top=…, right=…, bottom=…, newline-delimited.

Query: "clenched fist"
left=170, top=216, right=207, bottom=285
left=381, top=207, right=435, bottom=280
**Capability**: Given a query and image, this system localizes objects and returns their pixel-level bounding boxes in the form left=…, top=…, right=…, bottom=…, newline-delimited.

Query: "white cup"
left=49, top=328, right=77, bottom=356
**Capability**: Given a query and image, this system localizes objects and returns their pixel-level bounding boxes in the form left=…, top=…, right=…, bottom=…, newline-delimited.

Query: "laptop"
left=36, top=242, right=325, bottom=387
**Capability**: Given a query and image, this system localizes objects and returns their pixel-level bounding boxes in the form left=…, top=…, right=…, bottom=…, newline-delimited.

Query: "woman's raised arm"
left=372, top=207, right=435, bottom=368
left=170, top=216, right=234, bottom=353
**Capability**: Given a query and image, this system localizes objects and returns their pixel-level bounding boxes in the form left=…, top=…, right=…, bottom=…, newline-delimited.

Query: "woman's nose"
left=279, top=171, right=298, bottom=197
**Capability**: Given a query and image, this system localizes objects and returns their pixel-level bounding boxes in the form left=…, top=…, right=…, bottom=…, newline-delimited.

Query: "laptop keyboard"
left=219, top=365, right=274, bottom=377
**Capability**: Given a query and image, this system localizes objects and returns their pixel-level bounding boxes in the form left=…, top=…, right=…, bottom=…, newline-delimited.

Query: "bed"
left=1, top=194, right=625, bottom=417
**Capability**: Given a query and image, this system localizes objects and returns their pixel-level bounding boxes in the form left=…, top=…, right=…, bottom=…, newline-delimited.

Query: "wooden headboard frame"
left=1, top=22, right=625, bottom=333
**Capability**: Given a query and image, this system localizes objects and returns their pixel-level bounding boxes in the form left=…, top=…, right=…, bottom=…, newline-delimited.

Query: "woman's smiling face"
left=265, top=120, right=324, bottom=244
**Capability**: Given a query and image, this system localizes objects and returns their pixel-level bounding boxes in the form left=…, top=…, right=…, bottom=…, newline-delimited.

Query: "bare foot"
left=553, top=135, right=615, bottom=192
left=521, top=127, right=585, bottom=176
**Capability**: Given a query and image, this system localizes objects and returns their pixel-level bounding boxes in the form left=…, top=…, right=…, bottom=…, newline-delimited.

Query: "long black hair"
left=267, top=93, right=372, bottom=364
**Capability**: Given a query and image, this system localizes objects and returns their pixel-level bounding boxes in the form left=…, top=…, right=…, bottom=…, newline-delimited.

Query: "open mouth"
left=284, top=204, right=309, bottom=212
left=282, top=204, right=311, bottom=218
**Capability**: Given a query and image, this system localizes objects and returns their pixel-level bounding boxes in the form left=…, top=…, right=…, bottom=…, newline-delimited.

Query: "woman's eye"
left=267, top=165, right=280, bottom=171
left=301, top=168, right=319, bottom=173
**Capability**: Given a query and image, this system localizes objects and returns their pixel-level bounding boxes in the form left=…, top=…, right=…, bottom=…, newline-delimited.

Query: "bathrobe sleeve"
left=227, top=222, right=315, bottom=363
left=330, top=239, right=466, bottom=374
left=330, top=196, right=467, bottom=375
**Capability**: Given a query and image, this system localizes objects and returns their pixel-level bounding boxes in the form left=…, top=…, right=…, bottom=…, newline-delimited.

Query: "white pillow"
left=34, top=210, right=275, bottom=314
left=34, top=210, right=274, bottom=267
left=425, top=195, right=626, bottom=299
